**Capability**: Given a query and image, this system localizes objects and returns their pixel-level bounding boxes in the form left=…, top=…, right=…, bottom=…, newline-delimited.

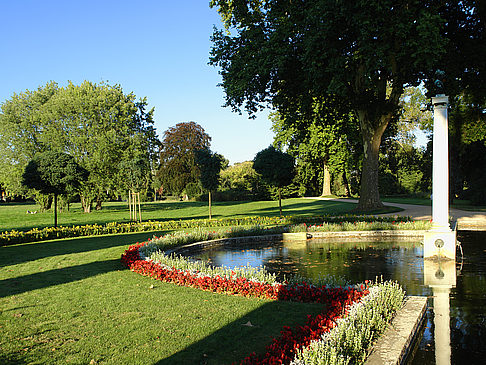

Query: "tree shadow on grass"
left=0, top=258, right=123, bottom=298
left=154, top=299, right=324, bottom=365
left=250, top=199, right=357, bottom=216
left=0, top=231, right=167, bottom=268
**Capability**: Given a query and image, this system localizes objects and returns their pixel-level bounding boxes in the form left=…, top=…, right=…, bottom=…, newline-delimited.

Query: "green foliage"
left=219, top=161, right=270, bottom=200
left=271, top=98, right=361, bottom=197
left=22, top=151, right=87, bottom=197
left=0, top=81, right=159, bottom=211
left=157, top=122, right=211, bottom=195
left=195, top=148, right=225, bottom=192
left=253, top=146, right=295, bottom=188
left=210, top=0, right=446, bottom=210
left=22, top=151, right=88, bottom=227
left=379, top=143, right=430, bottom=195
left=0, top=82, right=59, bottom=196
left=184, top=182, right=203, bottom=199
left=254, top=146, right=295, bottom=215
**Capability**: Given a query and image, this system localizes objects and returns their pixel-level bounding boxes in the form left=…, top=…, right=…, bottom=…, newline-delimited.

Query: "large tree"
left=0, top=81, right=159, bottom=212
left=210, top=0, right=446, bottom=210
left=157, top=121, right=211, bottom=195
left=22, top=151, right=88, bottom=227
left=0, top=82, right=59, bottom=197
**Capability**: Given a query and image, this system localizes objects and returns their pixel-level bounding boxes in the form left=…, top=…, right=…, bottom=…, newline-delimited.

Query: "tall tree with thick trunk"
left=210, top=0, right=446, bottom=211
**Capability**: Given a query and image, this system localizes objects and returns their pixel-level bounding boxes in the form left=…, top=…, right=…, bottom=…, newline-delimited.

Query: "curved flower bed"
left=121, top=234, right=406, bottom=364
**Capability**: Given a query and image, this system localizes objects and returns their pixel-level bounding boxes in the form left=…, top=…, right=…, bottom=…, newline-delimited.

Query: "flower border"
left=121, top=240, right=370, bottom=364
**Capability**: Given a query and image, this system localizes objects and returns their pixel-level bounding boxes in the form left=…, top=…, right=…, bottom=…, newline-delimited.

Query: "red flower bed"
left=121, top=242, right=368, bottom=364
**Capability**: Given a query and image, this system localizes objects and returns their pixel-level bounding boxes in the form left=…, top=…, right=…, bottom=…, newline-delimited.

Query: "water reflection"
left=424, top=259, right=456, bottom=365
left=183, top=231, right=486, bottom=364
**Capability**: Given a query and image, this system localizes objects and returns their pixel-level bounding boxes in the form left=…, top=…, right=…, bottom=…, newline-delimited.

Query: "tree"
left=195, top=148, right=225, bottom=219
left=43, top=81, right=159, bottom=211
left=253, top=146, right=294, bottom=216
left=210, top=0, right=446, bottom=211
left=219, top=161, right=268, bottom=200
left=0, top=81, right=160, bottom=212
left=0, top=82, right=59, bottom=198
left=22, top=151, right=88, bottom=227
left=157, top=122, right=211, bottom=195
left=271, top=98, right=361, bottom=197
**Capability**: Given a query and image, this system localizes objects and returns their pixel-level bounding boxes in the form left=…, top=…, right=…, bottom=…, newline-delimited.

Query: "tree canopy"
left=195, top=148, right=226, bottom=218
left=0, top=81, right=159, bottom=211
left=22, top=151, right=88, bottom=227
left=210, top=0, right=446, bottom=210
left=253, top=145, right=294, bottom=216
left=157, top=121, right=212, bottom=195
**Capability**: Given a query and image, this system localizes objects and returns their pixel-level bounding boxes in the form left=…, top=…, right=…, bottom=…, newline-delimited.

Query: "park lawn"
left=0, top=198, right=360, bottom=232
left=0, top=231, right=325, bottom=364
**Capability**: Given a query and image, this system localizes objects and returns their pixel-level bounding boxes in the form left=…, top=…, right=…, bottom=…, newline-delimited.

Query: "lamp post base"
left=424, top=230, right=456, bottom=260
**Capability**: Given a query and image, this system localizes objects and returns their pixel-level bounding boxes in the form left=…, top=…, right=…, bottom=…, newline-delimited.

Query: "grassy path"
left=0, top=231, right=324, bottom=364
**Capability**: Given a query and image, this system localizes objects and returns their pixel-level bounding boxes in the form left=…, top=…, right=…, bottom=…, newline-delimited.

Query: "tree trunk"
left=278, top=187, right=282, bottom=217
left=321, top=160, right=332, bottom=196
left=53, top=193, right=58, bottom=228
left=343, top=171, right=351, bottom=197
left=81, top=195, right=92, bottom=213
left=95, top=195, right=103, bottom=210
left=208, top=190, right=212, bottom=219
left=356, top=111, right=389, bottom=211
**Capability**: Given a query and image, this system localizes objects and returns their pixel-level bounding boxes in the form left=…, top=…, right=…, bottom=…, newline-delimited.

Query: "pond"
left=182, top=231, right=486, bottom=364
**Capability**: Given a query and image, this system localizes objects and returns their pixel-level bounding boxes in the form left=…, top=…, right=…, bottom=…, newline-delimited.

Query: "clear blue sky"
left=0, top=0, right=273, bottom=165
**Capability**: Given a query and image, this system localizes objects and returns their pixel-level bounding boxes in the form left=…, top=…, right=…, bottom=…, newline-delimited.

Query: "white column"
left=431, top=95, right=450, bottom=231
left=433, top=287, right=452, bottom=365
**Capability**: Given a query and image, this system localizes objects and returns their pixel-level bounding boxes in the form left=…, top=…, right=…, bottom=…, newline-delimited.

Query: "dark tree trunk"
left=53, top=193, right=58, bottom=228
left=278, top=187, right=282, bottom=217
left=208, top=190, right=212, bottom=219
left=95, top=195, right=103, bottom=210
left=356, top=111, right=389, bottom=211
left=343, top=171, right=351, bottom=197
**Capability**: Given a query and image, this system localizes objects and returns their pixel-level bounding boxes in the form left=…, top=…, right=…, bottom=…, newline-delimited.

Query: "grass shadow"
left=0, top=231, right=168, bottom=268
left=0, top=258, right=122, bottom=298
left=154, top=299, right=324, bottom=364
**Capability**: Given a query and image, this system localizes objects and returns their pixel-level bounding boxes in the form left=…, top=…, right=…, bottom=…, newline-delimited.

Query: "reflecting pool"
left=182, top=231, right=486, bottom=364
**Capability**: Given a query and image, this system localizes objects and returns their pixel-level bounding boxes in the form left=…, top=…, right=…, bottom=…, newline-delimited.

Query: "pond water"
left=183, top=231, right=486, bottom=365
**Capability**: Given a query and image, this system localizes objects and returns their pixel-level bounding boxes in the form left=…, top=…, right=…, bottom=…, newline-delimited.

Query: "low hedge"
left=0, top=214, right=416, bottom=246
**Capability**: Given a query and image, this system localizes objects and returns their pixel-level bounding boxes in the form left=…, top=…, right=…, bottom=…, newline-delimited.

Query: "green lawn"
left=0, top=198, right=361, bottom=232
left=0, top=231, right=325, bottom=364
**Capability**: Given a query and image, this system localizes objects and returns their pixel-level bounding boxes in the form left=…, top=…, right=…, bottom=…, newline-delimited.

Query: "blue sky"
left=0, top=0, right=273, bottom=165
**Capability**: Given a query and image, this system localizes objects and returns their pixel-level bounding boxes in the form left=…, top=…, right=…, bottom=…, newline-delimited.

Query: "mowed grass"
left=0, top=198, right=359, bottom=232
left=0, top=231, right=325, bottom=364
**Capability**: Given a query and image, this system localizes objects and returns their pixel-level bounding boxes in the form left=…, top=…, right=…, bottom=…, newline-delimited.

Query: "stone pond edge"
left=165, top=230, right=426, bottom=255
left=365, top=296, right=427, bottom=365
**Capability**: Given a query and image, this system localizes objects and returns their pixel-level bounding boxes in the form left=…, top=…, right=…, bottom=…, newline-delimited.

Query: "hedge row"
left=0, top=214, right=414, bottom=246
